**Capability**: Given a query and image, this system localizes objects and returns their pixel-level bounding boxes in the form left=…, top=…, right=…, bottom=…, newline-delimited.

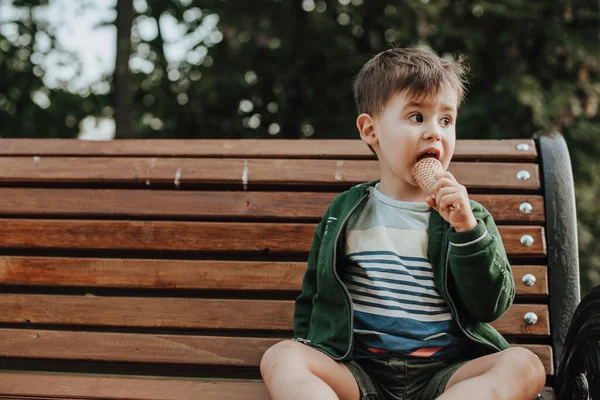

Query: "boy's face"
left=360, top=83, right=458, bottom=196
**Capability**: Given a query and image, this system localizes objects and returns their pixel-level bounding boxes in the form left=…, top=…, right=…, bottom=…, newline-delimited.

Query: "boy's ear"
left=356, top=113, right=378, bottom=147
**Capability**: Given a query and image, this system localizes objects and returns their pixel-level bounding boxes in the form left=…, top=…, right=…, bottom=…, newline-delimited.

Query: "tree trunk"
left=282, top=0, right=307, bottom=139
left=114, top=0, right=135, bottom=138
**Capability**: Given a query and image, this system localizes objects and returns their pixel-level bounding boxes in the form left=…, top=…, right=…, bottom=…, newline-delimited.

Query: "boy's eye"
left=440, top=117, right=452, bottom=127
left=408, top=113, right=423, bottom=123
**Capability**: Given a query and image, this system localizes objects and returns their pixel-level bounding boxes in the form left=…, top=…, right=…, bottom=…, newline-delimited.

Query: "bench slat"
left=0, top=372, right=268, bottom=400
left=0, top=189, right=545, bottom=223
left=0, top=295, right=549, bottom=335
left=0, top=158, right=540, bottom=190
left=0, top=139, right=538, bottom=161
left=0, top=220, right=547, bottom=257
left=513, top=266, right=549, bottom=297
left=0, top=329, right=554, bottom=374
left=0, top=372, right=557, bottom=400
left=0, top=257, right=548, bottom=297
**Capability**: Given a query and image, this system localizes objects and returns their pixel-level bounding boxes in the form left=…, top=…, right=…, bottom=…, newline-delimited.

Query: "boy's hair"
left=353, top=47, right=469, bottom=156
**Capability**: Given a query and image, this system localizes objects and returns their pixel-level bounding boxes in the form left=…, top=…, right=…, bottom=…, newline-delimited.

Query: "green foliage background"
left=1, top=0, right=599, bottom=292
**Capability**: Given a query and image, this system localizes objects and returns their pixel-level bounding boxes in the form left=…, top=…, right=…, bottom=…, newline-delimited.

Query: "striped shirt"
left=342, top=185, right=468, bottom=360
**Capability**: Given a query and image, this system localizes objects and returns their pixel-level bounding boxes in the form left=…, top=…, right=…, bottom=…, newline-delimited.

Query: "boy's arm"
left=447, top=202, right=515, bottom=323
left=293, top=217, right=326, bottom=339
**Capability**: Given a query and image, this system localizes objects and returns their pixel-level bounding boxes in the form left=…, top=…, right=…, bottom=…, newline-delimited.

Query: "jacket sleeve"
left=447, top=202, right=515, bottom=323
left=293, top=215, right=326, bottom=339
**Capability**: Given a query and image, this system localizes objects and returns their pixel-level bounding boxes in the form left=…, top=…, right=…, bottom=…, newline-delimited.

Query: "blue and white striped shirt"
left=342, top=185, right=468, bottom=360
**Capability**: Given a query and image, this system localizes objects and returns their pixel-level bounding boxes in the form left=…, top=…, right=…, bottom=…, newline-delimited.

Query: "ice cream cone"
left=412, top=158, right=455, bottom=211
left=412, top=158, right=444, bottom=192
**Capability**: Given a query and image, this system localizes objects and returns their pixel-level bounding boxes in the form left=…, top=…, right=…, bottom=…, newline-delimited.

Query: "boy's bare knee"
left=260, top=340, right=306, bottom=379
left=504, top=347, right=546, bottom=386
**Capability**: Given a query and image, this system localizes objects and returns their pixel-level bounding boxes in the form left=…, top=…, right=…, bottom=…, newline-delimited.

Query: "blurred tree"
left=0, top=0, right=599, bottom=292
left=0, top=0, right=109, bottom=138
left=114, top=0, right=135, bottom=138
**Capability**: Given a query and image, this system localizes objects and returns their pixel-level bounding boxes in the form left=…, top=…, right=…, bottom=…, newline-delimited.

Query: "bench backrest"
left=0, top=137, right=579, bottom=398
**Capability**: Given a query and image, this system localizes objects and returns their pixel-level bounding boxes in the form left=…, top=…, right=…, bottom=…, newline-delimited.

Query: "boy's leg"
left=437, top=347, right=546, bottom=400
left=260, top=339, right=361, bottom=400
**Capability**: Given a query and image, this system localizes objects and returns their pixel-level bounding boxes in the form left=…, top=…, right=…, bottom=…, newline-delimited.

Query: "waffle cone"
left=411, top=158, right=444, bottom=191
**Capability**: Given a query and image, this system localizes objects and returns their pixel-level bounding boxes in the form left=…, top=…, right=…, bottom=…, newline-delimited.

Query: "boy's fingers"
left=426, top=195, right=441, bottom=209
left=430, top=177, right=455, bottom=193
left=435, top=187, right=458, bottom=208
left=443, top=171, right=458, bottom=182
left=439, top=192, right=461, bottom=211
left=425, top=195, right=435, bottom=208
left=434, top=171, right=456, bottom=181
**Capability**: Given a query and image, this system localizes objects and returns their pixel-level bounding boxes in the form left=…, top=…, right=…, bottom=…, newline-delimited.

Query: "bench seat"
left=0, top=137, right=579, bottom=399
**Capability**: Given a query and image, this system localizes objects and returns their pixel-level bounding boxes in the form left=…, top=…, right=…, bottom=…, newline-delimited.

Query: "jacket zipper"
left=330, top=193, right=369, bottom=360
left=443, top=234, right=500, bottom=353
left=294, top=192, right=369, bottom=361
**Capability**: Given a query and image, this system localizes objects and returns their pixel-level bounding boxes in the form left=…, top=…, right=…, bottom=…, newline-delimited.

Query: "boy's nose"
left=424, top=127, right=443, bottom=141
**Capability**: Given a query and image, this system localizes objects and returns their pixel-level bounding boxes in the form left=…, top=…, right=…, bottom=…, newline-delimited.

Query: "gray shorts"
left=344, top=356, right=468, bottom=400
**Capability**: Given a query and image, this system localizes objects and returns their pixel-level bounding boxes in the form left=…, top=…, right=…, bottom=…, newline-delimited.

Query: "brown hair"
left=353, top=47, right=469, bottom=155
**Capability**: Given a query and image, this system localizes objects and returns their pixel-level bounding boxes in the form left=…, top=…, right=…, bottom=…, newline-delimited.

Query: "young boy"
left=260, top=47, right=546, bottom=400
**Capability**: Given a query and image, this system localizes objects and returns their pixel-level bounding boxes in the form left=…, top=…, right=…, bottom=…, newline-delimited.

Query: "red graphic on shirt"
left=366, top=348, right=390, bottom=354
left=407, top=347, right=444, bottom=357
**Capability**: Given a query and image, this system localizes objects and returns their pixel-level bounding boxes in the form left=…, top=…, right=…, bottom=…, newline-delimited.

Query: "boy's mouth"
left=416, top=148, right=441, bottom=162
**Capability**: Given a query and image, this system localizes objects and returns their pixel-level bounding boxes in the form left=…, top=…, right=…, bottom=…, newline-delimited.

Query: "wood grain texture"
left=0, top=257, right=305, bottom=291
left=0, top=257, right=547, bottom=297
left=0, top=372, right=556, bottom=400
left=0, top=329, right=554, bottom=374
left=0, top=158, right=540, bottom=190
left=0, top=372, right=268, bottom=400
left=0, top=295, right=549, bottom=335
left=0, top=220, right=546, bottom=256
left=0, top=139, right=538, bottom=161
left=512, top=266, right=549, bottom=297
left=0, top=189, right=545, bottom=223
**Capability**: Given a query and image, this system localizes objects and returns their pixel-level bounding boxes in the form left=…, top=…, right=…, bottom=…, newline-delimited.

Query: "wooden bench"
left=0, top=135, right=581, bottom=399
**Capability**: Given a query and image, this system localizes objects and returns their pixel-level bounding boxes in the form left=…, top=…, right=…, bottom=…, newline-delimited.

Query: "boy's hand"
left=425, top=172, right=478, bottom=232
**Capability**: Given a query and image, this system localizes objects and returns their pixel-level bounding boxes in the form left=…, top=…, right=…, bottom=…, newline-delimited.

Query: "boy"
left=260, top=47, right=546, bottom=400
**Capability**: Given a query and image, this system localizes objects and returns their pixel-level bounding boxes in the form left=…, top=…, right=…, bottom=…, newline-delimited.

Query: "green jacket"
left=293, top=180, right=515, bottom=361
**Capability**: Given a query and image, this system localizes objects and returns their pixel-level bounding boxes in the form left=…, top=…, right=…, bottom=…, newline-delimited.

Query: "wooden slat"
left=0, top=189, right=545, bottom=223
left=0, top=257, right=548, bottom=297
left=0, top=295, right=292, bottom=330
left=0, top=258, right=306, bottom=291
left=0, top=372, right=269, bottom=400
left=513, top=266, right=549, bottom=297
left=0, top=295, right=549, bottom=335
left=0, top=388, right=558, bottom=400
left=0, top=373, right=558, bottom=400
left=470, top=194, right=544, bottom=223
left=493, top=304, right=550, bottom=336
left=0, top=329, right=272, bottom=366
left=0, top=329, right=554, bottom=375
left=0, top=396, right=62, bottom=399
left=0, top=158, right=540, bottom=190
left=0, top=220, right=547, bottom=257
left=0, top=139, right=538, bottom=160
left=0, top=220, right=316, bottom=254
left=497, top=226, right=546, bottom=256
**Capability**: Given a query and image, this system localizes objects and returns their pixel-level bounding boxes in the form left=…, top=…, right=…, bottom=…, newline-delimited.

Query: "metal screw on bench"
left=522, top=273, right=537, bottom=287
left=520, top=234, right=534, bottom=247
left=516, top=143, right=530, bottom=151
left=517, top=170, right=531, bottom=181
left=519, top=202, right=533, bottom=214
left=524, top=312, right=538, bottom=325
